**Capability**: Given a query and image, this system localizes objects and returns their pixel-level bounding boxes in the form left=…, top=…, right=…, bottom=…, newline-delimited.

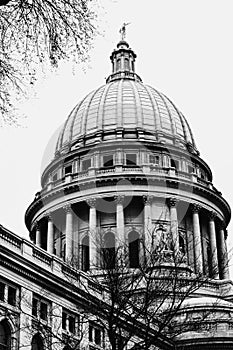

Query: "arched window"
left=31, top=333, right=43, bottom=350
left=0, top=320, right=11, bottom=350
left=124, top=58, right=129, bottom=70
left=102, top=232, right=115, bottom=269
left=116, top=59, right=121, bottom=71
left=81, top=235, right=90, bottom=271
left=128, top=231, right=140, bottom=268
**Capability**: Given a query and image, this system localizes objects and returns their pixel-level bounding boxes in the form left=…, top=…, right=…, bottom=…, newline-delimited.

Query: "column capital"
left=143, top=195, right=153, bottom=205
left=87, top=198, right=97, bottom=208
left=63, top=203, right=72, bottom=213
left=191, top=203, right=202, bottom=213
left=33, top=221, right=41, bottom=230
left=219, top=221, right=226, bottom=230
left=208, top=211, right=217, bottom=221
left=167, top=197, right=179, bottom=208
left=114, top=195, right=125, bottom=205
left=45, top=211, right=53, bottom=221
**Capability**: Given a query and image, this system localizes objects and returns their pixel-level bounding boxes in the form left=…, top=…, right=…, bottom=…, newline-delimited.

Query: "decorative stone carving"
left=191, top=203, right=202, bottom=213
left=208, top=211, right=217, bottom=220
left=167, top=197, right=178, bottom=207
left=143, top=195, right=153, bottom=205
left=45, top=211, right=53, bottom=222
left=114, top=195, right=125, bottom=205
left=86, top=198, right=97, bottom=208
left=63, top=203, right=72, bottom=213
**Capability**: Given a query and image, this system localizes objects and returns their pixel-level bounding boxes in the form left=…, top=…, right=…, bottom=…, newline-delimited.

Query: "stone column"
left=143, top=195, right=153, bottom=251
left=208, top=212, right=219, bottom=279
left=87, top=198, right=97, bottom=268
left=64, top=204, right=73, bottom=261
left=115, top=195, right=125, bottom=246
left=35, top=222, right=41, bottom=248
left=168, top=198, right=179, bottom=255
left=192, top=204, right=203, bottom=274
left=47, top=213, right=54, bottom=255
left=218, top=223, right=230, bottom=279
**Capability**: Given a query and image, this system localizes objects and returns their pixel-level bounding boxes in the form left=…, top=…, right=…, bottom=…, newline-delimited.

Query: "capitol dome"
left=56, top=80, right=197, bottom=154
left=55, top=40, right=198, bottom=156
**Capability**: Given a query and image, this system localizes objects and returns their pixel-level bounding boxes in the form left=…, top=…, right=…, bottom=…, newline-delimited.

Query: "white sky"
left=1, top=0, right=233, bottom=271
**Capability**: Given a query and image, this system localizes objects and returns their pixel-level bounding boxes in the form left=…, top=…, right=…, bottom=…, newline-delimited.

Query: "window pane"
left=126, top=153, right=137, bottom=166
left=40, top=302, right=47, bottom=321
left=95, top=328, right=101, bottom=345
left=32, top=298, right=38, bottom=317
left=69, top=316, right=75, bottom=333
left=62, top=312, right=67, bottom=330
left=0, top=283, right=5, bottom=301
left=8, top=286, right=16, bottom=306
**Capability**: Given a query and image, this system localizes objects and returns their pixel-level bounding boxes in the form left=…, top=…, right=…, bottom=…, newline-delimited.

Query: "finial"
left=119, top=22, right=131, bottom=41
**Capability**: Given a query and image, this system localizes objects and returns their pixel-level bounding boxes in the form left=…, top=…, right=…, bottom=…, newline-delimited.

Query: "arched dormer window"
left=0, top=320, right=11, bottom=350
left=128, top=231, right=140, bottom=268
left=81, top=235, right=90, bottom=271
left=31, top=333, right=44, bottom=350
left=102, top=232, right=115, bottom=269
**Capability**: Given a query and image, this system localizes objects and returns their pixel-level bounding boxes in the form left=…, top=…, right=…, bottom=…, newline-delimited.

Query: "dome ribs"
left=129, top=80, right=143, bottom=129
left=116, top=80, right=123, bottom=128
left=143, top=84, right=160, bottom=132
left=97, top=83, right=113, bottom=132
left=155, top=89, right=176, bottom=138
left=81, top=87, right=103, bottom=139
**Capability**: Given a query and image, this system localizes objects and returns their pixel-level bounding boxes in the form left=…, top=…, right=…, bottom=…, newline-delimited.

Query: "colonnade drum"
left=25, top=39, right=231, bottom=282
left=29, top=193, right=229, bottom=280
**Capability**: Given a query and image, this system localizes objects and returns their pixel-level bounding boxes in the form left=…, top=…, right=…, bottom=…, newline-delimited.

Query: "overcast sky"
left=0, top=0, right=233, bottom=271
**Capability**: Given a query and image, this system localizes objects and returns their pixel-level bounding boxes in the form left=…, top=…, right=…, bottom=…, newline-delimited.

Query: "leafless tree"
left=0, top=0, right=98, bottom=125
left=76, top=225, right=226, bottom=350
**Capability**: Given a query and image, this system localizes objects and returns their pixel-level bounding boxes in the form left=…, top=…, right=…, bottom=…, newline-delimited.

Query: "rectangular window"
left=53, top=173, right=58, bottom=181
left=62, top=311, right=67, bottom=330
left=32, top=297, right=38, bottom=317
left=69, top=315, right=75, bottom=333
left=170, top=158, right=179, bottom=170
left=8, top=286, right=16, bottom=306
left=103, top=155, right=114, bottom=167
left=188, top=165, right=194, bottom=173
left=82, top=158, right=91, bottom=171
left=62, top=309, right=78, bottom=334
left=32, top=296, right=49, bottom=322
left=65, top=165, right=72, bottom=175
left=0, top=282, right=5, bottom=301
left=126, top=153, right=137, bottom=166
left=89, top=324, right=103, bottom=346
left=40, top=302, right=48, bottom=321
left=149, top=154, right=160, bottom=165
